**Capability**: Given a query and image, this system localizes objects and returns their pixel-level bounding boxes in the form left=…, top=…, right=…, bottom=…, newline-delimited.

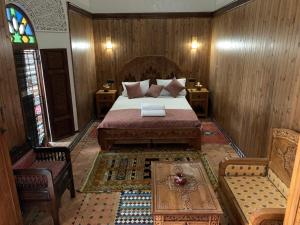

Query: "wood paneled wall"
left=93, top=17, right=212, bottom=88
left=0, top=0, right=26, bottom=150
left=69, top=9, right=97, bottom=130
left=210, top=0, right=300, bottom=157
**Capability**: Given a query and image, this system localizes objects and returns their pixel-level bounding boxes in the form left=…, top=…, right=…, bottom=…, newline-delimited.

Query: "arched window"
left=6, top=5, right=36, bottom=44
left=5, top=4, right=47, bottom=146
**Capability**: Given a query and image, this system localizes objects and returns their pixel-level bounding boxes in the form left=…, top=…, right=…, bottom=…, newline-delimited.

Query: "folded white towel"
left=141, top=109, right=166, bottom=117
left=141, top=103, right=165, bottom=111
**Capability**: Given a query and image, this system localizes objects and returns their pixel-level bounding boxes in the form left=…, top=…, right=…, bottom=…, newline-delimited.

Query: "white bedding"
left=111, top=96, right=192, bottom=111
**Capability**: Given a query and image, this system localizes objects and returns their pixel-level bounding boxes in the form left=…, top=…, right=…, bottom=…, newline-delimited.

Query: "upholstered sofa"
left=12, top=147, right=75, bottom=225
left=218, top=128, right=299, bottom=225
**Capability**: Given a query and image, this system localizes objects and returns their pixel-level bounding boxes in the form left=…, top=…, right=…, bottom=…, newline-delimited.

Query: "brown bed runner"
left=98, top=109, right=200, bottom=129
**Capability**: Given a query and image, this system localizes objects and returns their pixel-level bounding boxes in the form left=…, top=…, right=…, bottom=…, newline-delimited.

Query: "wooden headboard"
left=116, top=55, right=183, bottom=93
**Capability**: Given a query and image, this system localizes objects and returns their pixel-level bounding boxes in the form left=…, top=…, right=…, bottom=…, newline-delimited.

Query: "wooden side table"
left=95, top=89, right=117, bottom=118
left=187, top=88, right=209, bottom=118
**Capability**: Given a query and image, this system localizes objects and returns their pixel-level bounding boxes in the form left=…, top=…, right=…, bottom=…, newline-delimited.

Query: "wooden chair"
left=218, top=128, right=300, bottom=225
left=12, top=146, right=75, bottom=225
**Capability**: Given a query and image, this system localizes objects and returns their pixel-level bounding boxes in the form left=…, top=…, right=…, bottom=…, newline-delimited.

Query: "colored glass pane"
left=22, top=35, right=29, bottom=43
left=22, top=17, right=27, bottom=25
left=10, top=7, right=15, bottom=16
left=19, top=24, right=25, bottom=35
left=12, top=17, right=18, bottom=30
left=5, top=5, right=36, bottom=44
left=25, top=24, right=33, bottom=35
left=29, top=36, right=35, bottom=44
left=6, top=8, right=11, bottom=20
left=13, top=33, right=22, bottom=43
left=16, top=10, right=22, bottom=23
left=8, top=22, right=14, bottom=34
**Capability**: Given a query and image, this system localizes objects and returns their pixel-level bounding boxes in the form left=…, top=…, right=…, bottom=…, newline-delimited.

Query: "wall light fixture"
left=106, top=37, right=113, bottom=49
left=191, top=37, right=200, bottom=49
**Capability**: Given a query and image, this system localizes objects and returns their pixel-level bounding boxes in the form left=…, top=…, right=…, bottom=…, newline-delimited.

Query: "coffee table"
left=151, top=161, right=223, bottom=225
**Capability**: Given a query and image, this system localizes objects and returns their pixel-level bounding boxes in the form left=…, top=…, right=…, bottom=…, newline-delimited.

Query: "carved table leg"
left=210, top=215, right=220, bottom=225
left=154, top=215, right=164, bottom=225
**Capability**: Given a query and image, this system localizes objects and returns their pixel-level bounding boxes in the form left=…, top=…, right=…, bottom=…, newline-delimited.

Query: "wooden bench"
left=218, top=128, right=299, bottom=225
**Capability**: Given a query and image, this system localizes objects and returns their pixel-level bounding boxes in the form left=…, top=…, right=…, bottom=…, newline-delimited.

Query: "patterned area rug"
left=115, top=191, right=152, bottom=225
left=80, top=146, right=202, bottom=192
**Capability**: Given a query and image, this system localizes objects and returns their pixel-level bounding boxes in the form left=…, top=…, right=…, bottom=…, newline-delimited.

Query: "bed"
left=97, top=56, right=202, bottom=150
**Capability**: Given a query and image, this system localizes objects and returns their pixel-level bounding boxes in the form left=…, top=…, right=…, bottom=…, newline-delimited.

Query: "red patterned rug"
left=201, top=122, right=229, bottom=144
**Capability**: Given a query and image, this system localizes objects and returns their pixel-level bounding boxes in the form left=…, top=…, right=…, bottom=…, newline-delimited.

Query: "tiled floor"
left=24, top=123, right=238, bottom=225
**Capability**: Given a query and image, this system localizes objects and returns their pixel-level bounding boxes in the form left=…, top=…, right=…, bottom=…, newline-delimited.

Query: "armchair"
left=218, top=128, right=299, bottom=225
left=12, top=146, right=75, bottom=225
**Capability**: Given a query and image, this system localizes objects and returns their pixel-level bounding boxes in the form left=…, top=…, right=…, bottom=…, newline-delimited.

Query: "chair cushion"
left=13, top=150, right=36, bottom=169
left=225, top=176, right=287, bottom=222
left=30, top=161, right=66, bottom=179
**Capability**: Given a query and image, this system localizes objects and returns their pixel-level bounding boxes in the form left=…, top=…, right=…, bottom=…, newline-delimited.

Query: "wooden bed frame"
left=98, top=55, right=202, bottom=151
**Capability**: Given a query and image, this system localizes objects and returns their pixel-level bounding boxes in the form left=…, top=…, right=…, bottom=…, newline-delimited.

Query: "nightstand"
left=95, top=89, right=117, bottom=118
left=187, top=88, right=209, bottom=117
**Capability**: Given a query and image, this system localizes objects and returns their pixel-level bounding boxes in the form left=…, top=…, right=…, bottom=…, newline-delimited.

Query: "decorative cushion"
left=145, top=84, right=164, bottom=98
left=13, top=150, right=36, bottom=169
left=30, top=161, right=66, bottom=179
left=157, top=78, right=187, bottom=96
left=125, top=83, right=144, bottom=99
left=122, top=79, right=149, bottom=97
left=225, top=176, right=287, bottom=222
left=164, top=78, right=185, bottom=98
left=268, top=169, right=289, bottom=198
left=225, top=164, right=267, bottom=176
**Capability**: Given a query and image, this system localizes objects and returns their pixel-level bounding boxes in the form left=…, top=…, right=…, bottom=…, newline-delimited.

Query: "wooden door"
left=0, top=1, right=26, bottom=151
left=0, top=131, right=23, bottom=225
left=0, top=1, right=23, bottom=223
left=40, top=49, right=74, bottom=140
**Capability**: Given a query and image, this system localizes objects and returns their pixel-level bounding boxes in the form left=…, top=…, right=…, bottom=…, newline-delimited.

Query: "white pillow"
left=122, top=79, right=150, bottom=97
left=156, top=78, right=187, bottom=96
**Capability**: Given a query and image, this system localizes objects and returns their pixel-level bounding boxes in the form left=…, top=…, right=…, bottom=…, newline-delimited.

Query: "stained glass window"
left=5, top=5, right=36, bottom=44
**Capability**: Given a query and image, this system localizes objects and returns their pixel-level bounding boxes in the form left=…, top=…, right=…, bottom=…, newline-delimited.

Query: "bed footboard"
left=98, top=127, right=201, bottom=151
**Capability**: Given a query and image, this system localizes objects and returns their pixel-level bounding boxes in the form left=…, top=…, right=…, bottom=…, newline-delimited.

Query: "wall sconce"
left=191, top=37, right=200, bottom=49
left=106, top=37, right=113, bottom=49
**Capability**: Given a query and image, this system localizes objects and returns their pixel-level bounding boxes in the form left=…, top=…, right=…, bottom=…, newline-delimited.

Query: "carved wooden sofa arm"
left=34, top=147, right=71, bottom=163
left=249, top=208, right=285, bottom=225
left=219, top=158, right=269, bottom=176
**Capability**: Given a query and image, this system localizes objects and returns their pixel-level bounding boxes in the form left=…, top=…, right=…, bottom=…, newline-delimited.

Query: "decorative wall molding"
left=68, top=1, right=255, bottom=20
left=214, top=0, right=252, bottom=16
left=7, top=0, right=67, bottom=32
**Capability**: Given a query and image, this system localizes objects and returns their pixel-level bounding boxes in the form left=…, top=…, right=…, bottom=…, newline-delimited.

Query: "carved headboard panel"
left=269, top=128, right=300, bottom=187
left=117, top=56, right=183, bottom=93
